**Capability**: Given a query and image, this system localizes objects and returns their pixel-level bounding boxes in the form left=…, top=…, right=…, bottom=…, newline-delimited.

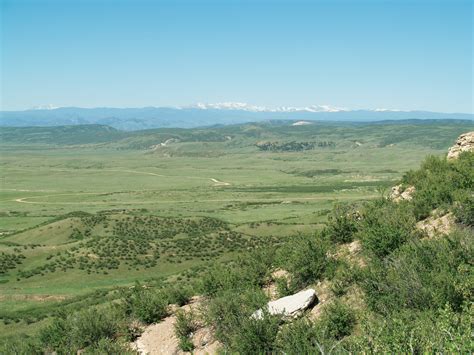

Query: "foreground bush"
left=348, top=304, right=473, bottom=353
left=82, top=338, right=135, bottom=354
left=232, top=309, right=281, bottom=355
left=121, top=285, right=169, bottom=324
left=453, top=190, right=474, bottom=226
left=204, top=288, right=269, bottom=351
left=277, top=319, right=326, bottom=354
left=0, top=336, right=42, bottom=355
left=174, top=310, right=197, bottom=352
left=277, top=233, right=329, bottom=287
left=358, top=199, right=417, bottom=258
left=39, top=307, right=126, bottom=353
left=276, top=304, right=356, bottom=354
left=402, top=153, right=473, bottom=219
left=361, top=230, right=472, bottom=314
left=325, top=203, right=359, bottom=244
left=320, top=301, right=356, bottom=340
left=200, top=248, right=275, bottom=296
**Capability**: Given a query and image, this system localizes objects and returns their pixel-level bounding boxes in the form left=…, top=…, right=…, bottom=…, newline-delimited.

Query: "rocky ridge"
left=447, top=131, right=474, bottom=160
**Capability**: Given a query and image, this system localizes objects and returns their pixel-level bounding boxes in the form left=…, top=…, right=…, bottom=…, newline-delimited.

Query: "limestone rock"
left=447, top=132, right=474, bottom=160
left=417, top=212, right=455, bottom=238
left=390, top=185, right=415, bottom=202
left=252, top=288, right=317, bottom=319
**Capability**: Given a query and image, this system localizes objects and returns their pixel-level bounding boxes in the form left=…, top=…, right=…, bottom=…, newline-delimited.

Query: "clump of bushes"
left=168, top=286, right=193, bottom=306
left=232, top=309, right=281, bottom=354
left=39, top=307, right=129, bottom=353
left=401, top=152, right=473, bottom=219
left=275, top=276, right=297, bottom=298
left=276, top=302, right=356, bottom=353
left=357, top=199, right=418, bottom=258
left=174, top=310, right=197, bottom=351
left=347, top=304, right=473, bottom=353
left=321, top=301, right=356, bottom=340
left=361, top=229, right=472, bottom=314
left=204, top=288, right=271, bottom=351
left=277, top=233, right=329, bottom=287
left=330, top=261, right=360, bottom=296
left=200, top=249, right=275, bottom=296
left=0, top=336, right=43, bottom=355
left=121, top=285, right=169, bottom=324
left=325, top=203, right=359, bottom=244
left=453, top=190, right=474, bottom=226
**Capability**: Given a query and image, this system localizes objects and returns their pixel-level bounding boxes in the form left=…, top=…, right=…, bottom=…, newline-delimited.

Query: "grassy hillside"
left=2, top=119, right=472, bottom=149
left=0, top=124, right=125, bottom=145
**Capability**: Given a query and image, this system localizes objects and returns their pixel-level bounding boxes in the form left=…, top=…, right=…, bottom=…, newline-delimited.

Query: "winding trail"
left=4, top=167, right=374, bottom=206
left=11, top=194, right=367, bottom=205
left=3, top=167, right=233, bottom=205
left=2, top=167, right=231, bottom=186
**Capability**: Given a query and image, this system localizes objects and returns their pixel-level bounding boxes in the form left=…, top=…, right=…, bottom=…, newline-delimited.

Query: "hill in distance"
left=1, top=105, right=473, bottom=130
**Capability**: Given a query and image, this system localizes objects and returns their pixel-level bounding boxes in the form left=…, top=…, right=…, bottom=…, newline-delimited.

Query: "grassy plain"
left=0, top=119, right=472, bottom=338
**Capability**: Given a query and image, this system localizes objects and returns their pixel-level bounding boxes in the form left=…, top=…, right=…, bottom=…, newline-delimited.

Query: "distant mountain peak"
left=31, top=104, right=59, bottom=110
left=183, top=102, right=347, bottom=113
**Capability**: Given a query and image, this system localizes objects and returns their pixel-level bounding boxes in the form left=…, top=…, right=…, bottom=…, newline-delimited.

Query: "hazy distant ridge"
left=1, top=106, right=472, bottom=131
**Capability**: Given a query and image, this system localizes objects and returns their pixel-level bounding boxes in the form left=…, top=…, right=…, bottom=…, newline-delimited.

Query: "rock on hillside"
left=389, top=185, right=415, bottom=202
left=252, top=288, right=317, bottom=319
left=447, top=131, right=474, bottom=160
left=417, top=212, right=455, bottom=238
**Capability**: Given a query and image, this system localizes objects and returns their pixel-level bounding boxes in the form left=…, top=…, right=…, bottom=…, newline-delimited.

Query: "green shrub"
left=168, top=286, right=193, bottom=306
left=276, top=318, right=342, bottom=354
left=320, top=301, right=356, bottom=340
left=348, top=304, right=473, bottom=353
left=275, top=276, right=297, bottom=298
left=453, top=190, right=474, bottom=226
left=232, top=309, right=281, bottom=354
left=40, top=306, right=125, bottom=353
left=69, top=308, right=121, bottom=348
left=199, top=265, right=240, bottom=296
left=331, top=262, right=359, bottom=297
left=204, top=288, right=268, bottom=349
left=325, top=203, right=359, bottom=244
left=39, top=312, right=71, bottom=351
left=174, top=310, right=197, bottom=352
left=0, top=336, right=42, bottom=355
left=402, top=153, right=473, bottom=219
left=200, top=249, right=274, bottom=296
left=83, top=338, right=135, bottom=354
left=121, top=285, right=169, bottom=324
left=361, top=230, right=472, bottom=314
left=277, top=233, right=329, bottom=287
left=358, top=199, right=417, bottom=258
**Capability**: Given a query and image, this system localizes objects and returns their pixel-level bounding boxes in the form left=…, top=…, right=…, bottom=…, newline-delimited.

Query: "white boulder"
left=252, top=288, right=317, bottom=319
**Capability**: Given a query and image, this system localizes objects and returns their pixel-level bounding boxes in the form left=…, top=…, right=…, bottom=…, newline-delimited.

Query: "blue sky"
left=1, top=0, right=472, bottom=112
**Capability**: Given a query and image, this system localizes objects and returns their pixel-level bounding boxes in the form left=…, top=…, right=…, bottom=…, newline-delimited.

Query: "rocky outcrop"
left=417, top=212, right=455, bottom=238
left=389, top=185, right=415, bottom=202
left=252, top=288, right=317, bottom=319
left=447, top=132, right=474, bottom=160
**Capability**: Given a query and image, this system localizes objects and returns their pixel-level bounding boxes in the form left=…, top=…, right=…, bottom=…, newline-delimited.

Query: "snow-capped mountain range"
left=1, top=103, right=472, bottom=131
left=29, top=102, right=400, bottom=113
left=183, top=102, right=349, bottom=113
